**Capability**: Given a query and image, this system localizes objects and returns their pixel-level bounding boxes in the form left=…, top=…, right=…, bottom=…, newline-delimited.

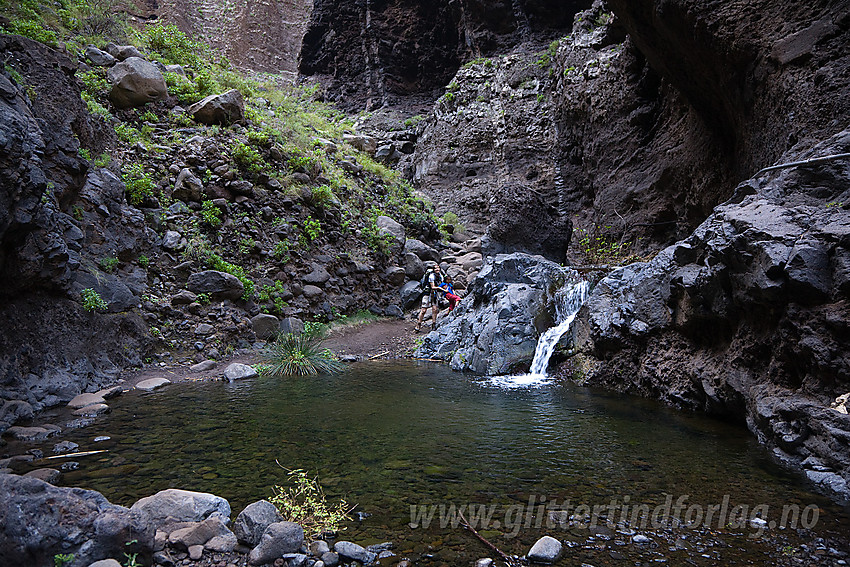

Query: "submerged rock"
left=527, top=535, right=563, bottom=563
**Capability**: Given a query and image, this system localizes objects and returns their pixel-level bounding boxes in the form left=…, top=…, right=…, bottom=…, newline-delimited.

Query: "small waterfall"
left=486, top=279, right=589, bottom=389
left=528, top=280, right=590, bottom=376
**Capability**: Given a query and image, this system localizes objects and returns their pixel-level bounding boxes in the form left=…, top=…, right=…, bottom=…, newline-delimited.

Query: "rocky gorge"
left=1, top=0, right=850, bottom=564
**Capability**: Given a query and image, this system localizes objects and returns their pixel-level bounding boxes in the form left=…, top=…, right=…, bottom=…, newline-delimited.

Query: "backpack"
left=420, top=269, right=441, bottom=291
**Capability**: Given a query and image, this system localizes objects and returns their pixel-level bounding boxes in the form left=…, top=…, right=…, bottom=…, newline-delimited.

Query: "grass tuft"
left=260, top=331, right=344, bottom=377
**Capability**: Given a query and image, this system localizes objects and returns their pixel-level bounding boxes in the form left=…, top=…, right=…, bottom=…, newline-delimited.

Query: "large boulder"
left=376, top=216, right=406, bottom=255
left=187, top=270, right=244, bottom=301
left=251, top=313, right=280, bottom=339
left=248, top=522, right=304, bottom=566
left=130, top=489, right=231, bottom=527
left=233, top=500, right=283, bottom=547
left=188, top=89, right=245, bottom=126
left=0, top=474, right=154, bottom=566
left=416, top=253, right=576, bottom=374
left=403, top=239, right=440, bottom=263
left=107, top=57, right=167, bottom=109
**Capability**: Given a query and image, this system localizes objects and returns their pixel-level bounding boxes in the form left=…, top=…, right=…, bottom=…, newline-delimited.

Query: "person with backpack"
left=439, top=273, right=462, bottom=313
left=414, top=264, right=443, bottom=333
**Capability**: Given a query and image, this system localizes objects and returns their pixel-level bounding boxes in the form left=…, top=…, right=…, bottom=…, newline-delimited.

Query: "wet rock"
left=131, top=489, right=231, bottom=527
left=224, top=363, right=257, bottom=381
left=234, top=500, right=283, bottom=547
left=475, top=559, right=494, bottom=567
left=68, top=392, right=106, bottom=409
left=5, top=426, right=55, bottom=441
left=24, top=468, right=61, bottom=484
left=107, top=57, right=167, bottom=109
left=188, top=270, right=245, bottom=301
left=528, top=535, right=563, bottom=563
left=189, top=89, right=246, bottom=126
left=632, top=534, right=650, bottom=544
left=248, top=522, right=304, bottom=566
left=53, top=440, right=79, bottom=454
left=73, top=403, right=110, bottom=416
left=136, top=378, right=171, bottom=391
left=0, top=400, right=34, bottom=427
left=334, top=541, right=375, bottom=563
left=0, top=474, right=153, bottom=566
left=251, top=313, right=280, bottom=339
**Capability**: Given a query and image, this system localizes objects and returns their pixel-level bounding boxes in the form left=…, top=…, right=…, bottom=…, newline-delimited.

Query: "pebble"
left=633, top=534, right=651, bottom=544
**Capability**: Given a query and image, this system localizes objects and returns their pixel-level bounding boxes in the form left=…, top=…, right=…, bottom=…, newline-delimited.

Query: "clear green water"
left=32, top=361, right=850, bottom=565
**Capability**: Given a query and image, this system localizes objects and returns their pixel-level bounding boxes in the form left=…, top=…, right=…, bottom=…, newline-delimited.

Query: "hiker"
left=439, top=274, right=462, bottom=312
left=415, top=264, right=443, bottom=333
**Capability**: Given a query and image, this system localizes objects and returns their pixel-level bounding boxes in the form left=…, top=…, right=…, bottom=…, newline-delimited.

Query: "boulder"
left=131, top=489, right=231, bottom=527
left=107, top=57, right=167, bottom=109
left=527, top=535, right=563, bottom=563
left=68, top=392, right=106, bottom=409
left=233, top=500, right=283, bottom=547
left=279, top=317, right=305, bottom=335
left=105, top=43, right=144, bottom=61
left=24, top=468, right=61, bottom=484
left=190, top=360, right=217, bottom=372
left=376, top=216, right=406, bottom=254
left=302, top=285, right=323, bottom=299
left=302, top=263, right=331, bottom=286
left=251, top=313, right=280, bottom=339
left=0, top=400, right=34, bottom=427
left=89, top=560, right=123, bottom=567
left=4, top=426, right=55, bottom=441
left=399, top=281, right=423, bottom=310
left=0, top=474, right=153, bottom=566
left=248, top=522, right=304, bottom=566
left=84, top=45, right=116, bottom=67
left=224, top=363, right=258, bottom=382
left=403, top=239, right=441, bottom=263
left=384, top=266, right=407, bottom=286
left=172, top=168, right=204, bottom=203
left=187, top=270, right=244, bottom=301
left=136, top=378, right=171, bottom=392
left=334, top=541, right=376, bottom=564
left=73, top=403, right=109, bottom=416
left=402, top=252, right=425, bottom=280
left=188, top=89, right=245, bottom=126
left=168, top=515, right=235, bottom=550
left=171, top=289, right=198, bottom=305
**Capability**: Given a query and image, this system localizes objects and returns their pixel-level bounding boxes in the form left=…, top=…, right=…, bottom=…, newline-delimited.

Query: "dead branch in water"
left=458, top=510, right=523, bottom=566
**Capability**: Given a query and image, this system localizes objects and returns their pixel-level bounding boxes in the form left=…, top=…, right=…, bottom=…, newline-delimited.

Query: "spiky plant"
left=260, top=331, right=344, bottom=376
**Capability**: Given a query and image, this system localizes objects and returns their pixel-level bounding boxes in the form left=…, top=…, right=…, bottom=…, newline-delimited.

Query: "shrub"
left=122, top=163, right=156, bottom=205
left=164, top=71, right=201, bottom=104
left=269, top=469, right=353, bottom=539
left=7, top=20, right=58, bottom=47
left=137, top=254, right=150, bottom=268
left=260, top=331, right=343, bottom=377
left=81, top=288, right=108, bottom=312
left=231, top=141, right=266, bottom=175
left=99, top=256, right=119, bottom=272
left=200, top=200, right=222, bottom=227
left=303, top=216, right=321, bottom=242
left=574, top=225, right=643, bottom=266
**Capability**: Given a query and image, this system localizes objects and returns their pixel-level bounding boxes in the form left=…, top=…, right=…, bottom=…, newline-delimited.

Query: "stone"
left=399, top=280, right=424, bottom=310
left=384, top=266, right=407, bottom=286
left=376, top=215, right=406, bottom=253
left=206, top=531, right=238, bottom=552
left=169, top=515, right=234, bottom=549
left=279, top=317, right=305, bottom=335
left=0, top=474, right=153, bottom=566
left=24, top=468, right=61, bottom=484
left=251, top=313, right=280, bottom=339
left=189, top=544, right=204, bottom=560
left=107, top=57, right=167, bottom=109
left=334, top=541, right=375, bottom=563
left=4, top=426, right=54, bottom=441
left=131, top=489, right=231, bottom=527
left=403, top=239, right=441, bottom=262
left=248, top=522, right=305, bottom=566
left=475, top=560, right=494, bottom=567
left=172, top=290, right=198, bottom=305
left=632, top=534, right=651, bottom=544
left=302, top=285, right=323, bottom=299
left=89, top=560, right=123, bottom=567
left=302, top=263, right=332, bottom=285
left=233, top=500, right=283, bottom=547
left=385, top=304, right=404, bottom=318
left=402, top=252, right=425, bottom=280
left=320, top=551, right=339, bottom=567
left=84, top=45, right=116, bottom=67
left=527, top=536, right=563, bottom=563
left=191, top=360, right=216, bottom=372
left=188, top=270, right=245, bottom=301
left=457, top=251, right=484, bottom=272
left=161, top=230, right=183, bottom=251
left=224, top=363, right=258, bottom=381
left=172, top=168, right=204, bottom=203
left=97, top=386, right=123, bottom=400
left=105, top=43, right=144, bottom=61
left=189, top=89, right=245, bottom=126
left=136, top=378, right=171, bottom=392
left=73, top=403, right=110, bottom=416
left=68, top=392, right=106, bottom=409
left=0, top=400, right=34, bottom=426
left=53, top=440, right=79, bottom=454
left=309, top=540, right=330, bottom=556
left=195, top=323, right=215, bottom=336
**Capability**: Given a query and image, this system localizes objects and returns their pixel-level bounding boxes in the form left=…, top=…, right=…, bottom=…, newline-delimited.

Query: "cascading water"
left=488, top=279, right=590, bottom=388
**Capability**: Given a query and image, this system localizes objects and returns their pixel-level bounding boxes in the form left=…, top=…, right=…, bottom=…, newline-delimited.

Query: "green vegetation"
left=231, top=141, right=267, bottom=175
left=122, top=163, right=157, bottom=205
left=137, top=254, right=149, bottom=268
left=269, top=469, right=353, bottom=539
left=574, top=225, right=643, bottom=266
left=53, top=553, right=75, bottom=567
left=439, top=211, right=465, bottom=239
left=99, top=256, right=119, bottom=272
left=81, top=288, right=108, bottom=312
left=258, top=281, right=288, bottom=314
left=260, top=331, right=343, bottom=377
left=536, top=39, right=560, bottom=68
left=200, top=200, right=223, bottom=227
left=303, top=216, right=321, bottom=242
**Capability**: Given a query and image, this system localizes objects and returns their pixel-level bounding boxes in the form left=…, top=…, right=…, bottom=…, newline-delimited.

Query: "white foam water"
left=485, top=279, right=590, bottom=389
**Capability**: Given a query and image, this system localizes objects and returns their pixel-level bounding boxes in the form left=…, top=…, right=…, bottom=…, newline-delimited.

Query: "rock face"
left=0, top=473, right=154, bottom=566
left=300, top=0, right=587, bottom=109
left=572, top=129, right=850, bottom=502
left=417, top=253, right=574, bottom=374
